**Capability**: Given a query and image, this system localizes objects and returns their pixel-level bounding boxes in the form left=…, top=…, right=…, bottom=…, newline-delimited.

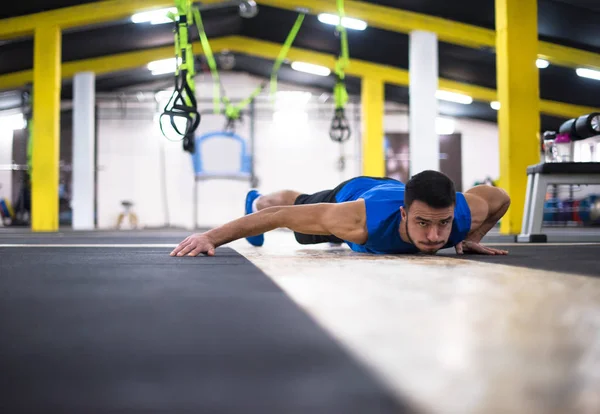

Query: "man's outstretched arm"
left=170, top=201, right=366, bottom=257
left=458, top=185, right=511, bottom=255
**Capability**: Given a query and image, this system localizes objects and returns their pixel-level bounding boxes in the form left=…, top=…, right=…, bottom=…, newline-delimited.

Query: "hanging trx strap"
left=193, top=7, right=222, bottom=115
left=330, top=0, right=351, bottom=143
left=270, top=13, right=306, bottom=100
left=194, top=8, right=305, bottom=132
left=159, top=0, right=201, bottom=153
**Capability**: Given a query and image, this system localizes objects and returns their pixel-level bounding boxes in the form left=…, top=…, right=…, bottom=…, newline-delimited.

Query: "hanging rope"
left=329, top=0, right=351, bottom=143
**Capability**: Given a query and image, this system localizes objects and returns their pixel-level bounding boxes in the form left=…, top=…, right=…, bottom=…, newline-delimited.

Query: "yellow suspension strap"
left=159, top=0, right=201, bottom=153
left=194, top=9, right=305, bottom=132
left=329, top=0, right=351, bottom=143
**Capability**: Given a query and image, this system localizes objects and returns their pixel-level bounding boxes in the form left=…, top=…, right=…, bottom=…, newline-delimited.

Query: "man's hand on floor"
left=171, top=233, right=216, bottom=257
left=455, top=240, right=508, bottom=255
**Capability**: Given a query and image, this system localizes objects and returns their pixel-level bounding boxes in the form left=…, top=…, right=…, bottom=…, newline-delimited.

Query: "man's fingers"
left=455, top=242, right=464, bottom=255
left=187, top=246, right=214, bottom=257
left=461, top=241, right=509, bottom=256
left=489, top=247, right=509, bottom=255
left=176, top=243, right=196, bottom=257
left=171, top=237, right=190, bottom=256
left=469, top=242, right=496, bottom=255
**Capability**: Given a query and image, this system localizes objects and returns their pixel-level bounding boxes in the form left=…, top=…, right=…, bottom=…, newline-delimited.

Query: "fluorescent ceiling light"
left=490, top=101, right=501, bottom=110
left=576, top=68, right=600, bottom=81
left=435, top=90, right=473, bottom=105
left=436, top=118, right=455, bottom=135
left=317, top=13, right=368, bottom=31
left=0, top=113, right=26, bottom=131
left=291, top=62, right=331, bottom=77
left=131, top=7, right=176, bottom=25
left=147, top=58, right=181, bottom=76
left=536, top=59, right=549, bottom=69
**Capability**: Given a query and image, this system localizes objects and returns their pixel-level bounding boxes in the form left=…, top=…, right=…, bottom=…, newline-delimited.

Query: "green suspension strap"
left=193, top=7, right=222, bottom=116
left=329, top=0, right=351, bottom=143
left=159, top=0, right=201, bottom=153
left=270, top=13, right=306, bottom=101
left=194, top=9, right=305, bottom=132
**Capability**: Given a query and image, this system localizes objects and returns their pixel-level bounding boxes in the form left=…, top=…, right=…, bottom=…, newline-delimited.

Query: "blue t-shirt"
left=334, top=177, right=472, bottom=254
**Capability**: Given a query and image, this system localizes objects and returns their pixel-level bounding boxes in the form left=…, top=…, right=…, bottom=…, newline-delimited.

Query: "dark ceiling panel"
left=359, top=0, right=496, bottom=29
left=551, top=0, right=600, bottom=12
left=361, top=0, right=600, bottom=52
left=0, top=0, right=103, bottom=19
left=540, top=65, right=600, bottom=108
left=63, top=13, right=242, bottom=62
left=0, top=11, right=242, bottom=75
left=0, top=37, right=33, bottom=75
left=538, top=0, right=600, bottom=51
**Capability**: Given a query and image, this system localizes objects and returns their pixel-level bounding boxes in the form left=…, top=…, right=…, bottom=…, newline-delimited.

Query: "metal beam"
left=260, top=0, right=494, bottom=50
left=0, top=36, right=598, bottom=120
left=0, top=0, right=175, bottom=40
left=257, top=0, right=600, bottom=71
left=0, top=0, right=598, bottom=70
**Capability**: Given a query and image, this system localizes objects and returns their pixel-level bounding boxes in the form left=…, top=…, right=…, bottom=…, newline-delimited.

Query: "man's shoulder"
left=462, top=192, right=488, bottom=229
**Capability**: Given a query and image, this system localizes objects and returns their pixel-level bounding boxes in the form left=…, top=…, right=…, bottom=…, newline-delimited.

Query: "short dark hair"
left=404, top=170, right=456, bottom=211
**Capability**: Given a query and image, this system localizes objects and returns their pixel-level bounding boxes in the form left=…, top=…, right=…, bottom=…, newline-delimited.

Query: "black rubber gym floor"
left=0, top=236, right=411, bottom=414
left=443, top=244, right=600, bottom=278
left=2, top=230, right=598, bottom=413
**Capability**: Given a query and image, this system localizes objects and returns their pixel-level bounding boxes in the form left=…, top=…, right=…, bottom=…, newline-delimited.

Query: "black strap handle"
left=329, top=107, right=351, bottom=143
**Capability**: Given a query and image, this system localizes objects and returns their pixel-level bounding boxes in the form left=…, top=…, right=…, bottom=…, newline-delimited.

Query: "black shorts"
left=292, top=176, right=397, bottom=245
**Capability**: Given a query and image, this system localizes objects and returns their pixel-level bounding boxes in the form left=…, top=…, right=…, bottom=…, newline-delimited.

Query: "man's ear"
left=400, top=206, right=406, bottom=219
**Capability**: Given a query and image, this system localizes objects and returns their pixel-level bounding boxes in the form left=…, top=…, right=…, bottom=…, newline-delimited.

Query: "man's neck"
left=398, top=218, right=411, bottom=244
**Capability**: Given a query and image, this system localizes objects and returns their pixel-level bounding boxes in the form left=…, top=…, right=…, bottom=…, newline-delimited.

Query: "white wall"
left=96, top=72, right=502, bottom=229
left=0, top=129, right=13, bottom=204
left=97, top=73, right=362, bottom=229
left=455, top=118, right=500, bottom=190
left=384, top=107, right=500, bottom=191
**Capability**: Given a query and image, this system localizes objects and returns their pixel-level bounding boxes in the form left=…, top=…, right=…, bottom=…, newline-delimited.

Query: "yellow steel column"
left=495, top=0, right=540, bottom=234
left=361, top=76, right=385, bottom=177
left=32, top=25, right=62, bottom=232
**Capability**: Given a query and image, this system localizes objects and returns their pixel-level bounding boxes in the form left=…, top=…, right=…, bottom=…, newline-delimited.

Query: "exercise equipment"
left=542, top=194, right=600, bottom=226
left=0, top=198, right=14, bottom=225
left=116, top=201, right=139, bottom=229
left=191, top=131, right=252, bottom=179
left=159, top=0, right=201, bottom=153
left=518, top=163, right=600, bottom=242
left=559, top=112, right=600, bottom=140
left=329, top=0, right=351, bottom=144
left=473, top=177, right=498, bottom=187
left=581, top=194, right=600, bottom=225
left=197, top=7, right=305, bottom=133
left=191, top=129, right=255, bottom=229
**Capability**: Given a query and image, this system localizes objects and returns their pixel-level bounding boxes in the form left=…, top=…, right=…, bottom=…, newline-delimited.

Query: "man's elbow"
left=495, top=187, right=511, bottom=206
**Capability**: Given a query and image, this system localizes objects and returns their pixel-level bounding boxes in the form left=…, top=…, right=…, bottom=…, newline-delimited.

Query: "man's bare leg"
left=244, top=189, right=302, bottom=246
left=255, top=190, right=302, bottom=211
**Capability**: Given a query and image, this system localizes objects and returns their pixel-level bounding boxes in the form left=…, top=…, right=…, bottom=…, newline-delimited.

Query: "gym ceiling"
left=0, top=0, right=599, bottom=132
